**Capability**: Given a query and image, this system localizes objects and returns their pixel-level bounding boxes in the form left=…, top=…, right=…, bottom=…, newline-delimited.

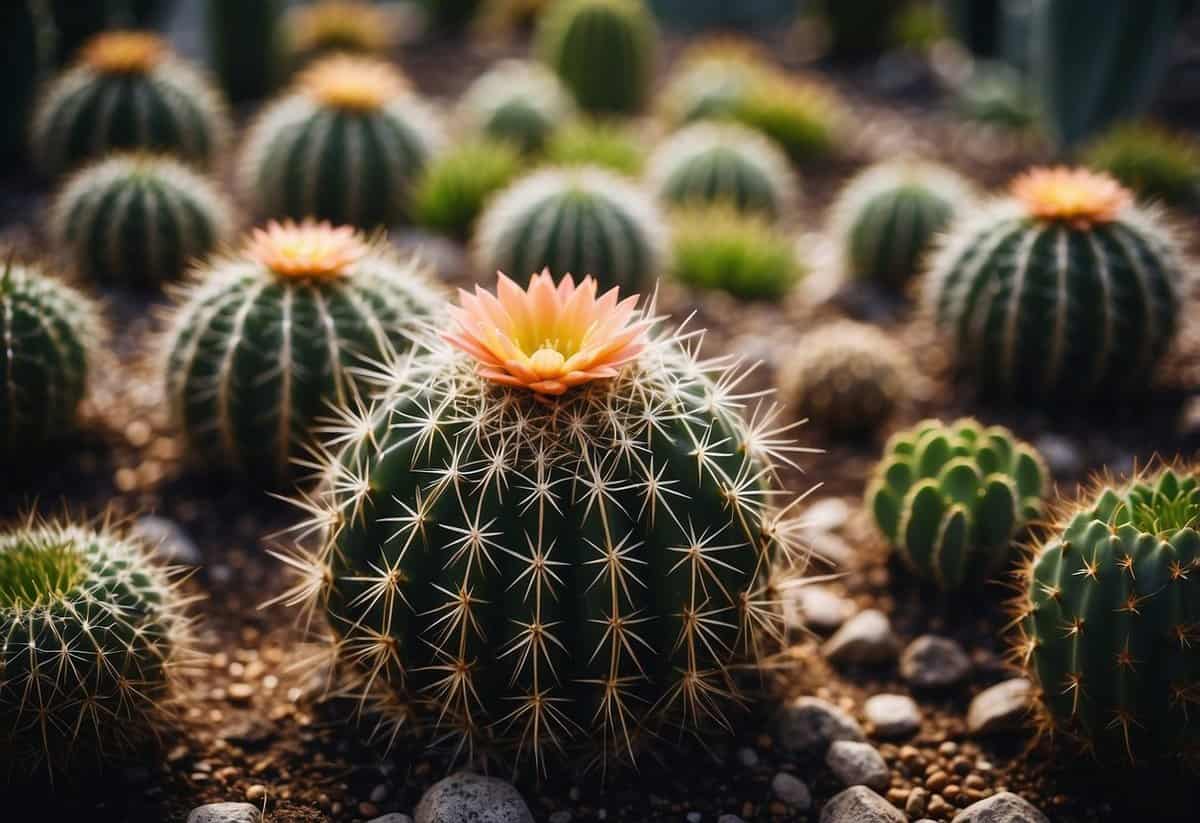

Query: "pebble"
left=952, top=792, right=1049, bottom=823
left=244, top=785, right=266, bottom=802
left=414, top=772, right=534, bottom=823
left=791, top=585, right=857, bottom=633
left=808, top=531, right=856, bottom=568
left=775, top=696, right=866, bottom=757
left=825, top=740, right=890, bottom=791
left=717, top=816, right=746, bottom=823
left=548, top=812, right=571, bottom=823
left=368, top=815, right=413, bottom=823
left=901, top=635, right=972, bottom=688
left=1033, top=433, right=1084, bottom=479
left=186, top=804, right=261, bottom=823
left=822, top=609, right=900, bottom=665
left=967, top=678, right=1033, bottom=734
left=133, top=515, right=201, bottom=565
left=737, top=746, right=760, bottom=768
left=686, top=813, right=702, bottom=823
left=771, top=772, right=812, bottom=810
left=863, top=693, right=922, bottom=738
left=803, top=497, right=851, bottom=533
left=819, top=786, right=906, bottom=823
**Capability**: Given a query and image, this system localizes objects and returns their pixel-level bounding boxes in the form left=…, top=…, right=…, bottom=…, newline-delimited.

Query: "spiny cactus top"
left=0, top=517, right=193, bottom=775
left=238, top=55, right=444, bottom=229
left=868, top=418, right=1047, bottom=590
left=456, top=59, right=575, bottom=154
left=49, top=153, right=236, bottom=288
left=0, top=260, right=103, bottom=455
left=1017, top=466, right=1200, bottom=767
left=659, top=39, right=766, bottom=126
left=283, top=0, right=403, bottom=66
left=162, top=219, right=442, bottom=482
left=925, top=167, right=1187, bottom=401
left=278, top=269, right=808, bottom=770
left=32, top=31, right=231, bottom=177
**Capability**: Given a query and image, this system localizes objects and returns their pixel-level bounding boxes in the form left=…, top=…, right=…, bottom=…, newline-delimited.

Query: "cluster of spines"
left=456, top=59, right=575, bottom=154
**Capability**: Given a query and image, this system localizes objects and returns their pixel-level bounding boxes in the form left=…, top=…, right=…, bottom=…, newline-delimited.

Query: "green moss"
left=412, top=138, right=524, bottom=239
left=669, top=206, right=800, bottom=299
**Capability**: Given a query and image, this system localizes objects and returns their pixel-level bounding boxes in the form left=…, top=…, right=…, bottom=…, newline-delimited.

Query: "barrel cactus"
left=239, top=55, right=443, bottom=229
left=49, top=153, right=236, bottom=288
left=669, top=205, right=800, bottom=300
left=474, top=166, right=667, bottom=292
left=925, top=167, right=1185, bottom=401
left=278, top=269, right=806, bottom=768
left=867, top=418, right=1047, bottom=590
left=162, top=219, right=442, bottom=482
left=412, top=138, right=524, bottom=240
left=1017, top=465, right=1200, bottom=766
left=31, top=31, right=231, bottom=178
left=659, top=39, right=768, bottom=127
left=457, top=59, right=574, bottom=154
left=283, top=0, right=403, bottom=68
left=0, top=260, right=102, bottom=455
left=542, top=119, right=644, bottom=176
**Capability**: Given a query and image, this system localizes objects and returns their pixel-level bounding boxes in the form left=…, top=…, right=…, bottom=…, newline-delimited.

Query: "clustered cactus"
left=457, top=59, right=574, bottom=154
left=49, top=154, right=236, bottom=288
left=412, top=138, right=524, bottom=240
left=868, top=418, right=1047, bottom=590
left=668, top=205, right=800, bottom=300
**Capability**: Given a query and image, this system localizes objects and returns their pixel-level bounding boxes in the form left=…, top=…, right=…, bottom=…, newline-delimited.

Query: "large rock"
left=825, top=740, right=889, bottom=791
left=952, top=792, right=1049, bottom=823
left=863, top=693, right=921, bottom=739
left=900, top=635, right=971, bottom=688
left=822, top=609, right=900, bottom=665
left=967, top=679, right=1033, bottom=735
left=771, top=772, right=812, bottom=810
left=819, top=787, right=906, bottom=823
left=776, top=696, right=866, bottom=757
left=415, top=773, right=534, bottom=823
left=186, top=804, right=261, bottom=823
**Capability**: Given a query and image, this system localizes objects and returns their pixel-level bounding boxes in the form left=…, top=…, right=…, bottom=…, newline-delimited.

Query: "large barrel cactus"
left=456, top=59, right=575, bottom=154
left=925, top=167, right=1185, bottom=402
left=279, top=269, right=806, bottom=768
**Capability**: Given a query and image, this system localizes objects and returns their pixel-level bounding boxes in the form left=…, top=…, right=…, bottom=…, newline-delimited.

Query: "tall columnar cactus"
left=830, top=161, right=972, bottom=290
left=537, top=0, right=657, bottom=114
left=161, top=220, right=442, bottom=482
left=276, top=270, right=807, bottom=768
left=0, top=260, right=102, bottom=455
left=31, top=31, right=232, bottom=178
left=238, top=55, right=444, bottom=229
left=456, top=59, right=575, bottom=154
left=1, top=1, right=40, bottom=171
left=474, top=166, right=667, bottom=293
left=868, top=418, right=1047, bottom=590
left=283, top=0, right=402, bottom=68
left=925, top=168, right=1185, bottom=401
left=0, top=516, right=193, bottom=775
left=1017, top=466, right=1200, bottom=766
left=206, top=0, right=284, bottom=104
left=49, top=154, right=236, bottom=288
left=647, top=123, right=798, bottom=220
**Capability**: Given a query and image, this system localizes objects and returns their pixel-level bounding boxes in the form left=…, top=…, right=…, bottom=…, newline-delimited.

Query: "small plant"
left=830, top=161, right=971, bottom=290
left=1016, top=465, right=1200, bottom=766
left=473, top=166, right=666, bottom=292
left=238, top=55, right=444, bottom=229
left=867, top=417, right=1047, bottom=590
left=658, top=39, right=769, bottom=126
left=31, top=31, right=231, bottom=178
left=954, top=61, right=1038, bottom=130
left=647, top=122, right=798, bottom=219
left=457, top=59, right=574, bottom=153
left=1083, top=122, right=1200, bottom=210
left=412, top=138, right=524, bottom=239
left=536, top=0, right=657, bottom=114
left=541, top=119, right=644, bottom=175
left=49, top=154, right=236, bottom=288
left=925, top=167, right=1185, bottom=401
left=668, top=205, right=799, bottom=300
left=0, top=260, right=102, bottom=455
left=729, top=71, right=844, bottom=165
left=283, top=0, right=403, bottom=67
left=0, top=516, right=193, bottom=776
left=161, top=220, right=442, bottom=482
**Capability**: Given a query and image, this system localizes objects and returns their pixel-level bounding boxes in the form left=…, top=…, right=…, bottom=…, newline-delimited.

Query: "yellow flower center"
left=530, top=345, right=567, bottom=378
left=299, top=55, right=408, bottom=111
left=1011, top=167, right=1132, bottom=227
left=245, top=220, right=366, bottom=280
left=81, top=31, right=167, bottom=74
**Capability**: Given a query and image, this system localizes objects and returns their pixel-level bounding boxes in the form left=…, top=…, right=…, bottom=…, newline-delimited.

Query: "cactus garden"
left=5, top=2, right=1200, bottom=822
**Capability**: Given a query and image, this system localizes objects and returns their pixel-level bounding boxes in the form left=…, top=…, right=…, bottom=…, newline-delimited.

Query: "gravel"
left=186, top=804, right=261, bottom=823
left=952, top=791, right=1050, bottom=822
left=967, top=678, right=1034, bottom=734
left=825, top=740, right=890, bottom=791
left=900, top=634, right=972, bottom=688
left=368, top=815, right=413, bottom=823
left=776, top=696, right=867, bottom=757
left=790, top=584, right=858, bottom=633
left=863, top=693, right=922, bottom=738
left=771, top=772, right=813, bottom=810
left=414, top=773, right=533, bottom=823
left=819, top=786, right=907, bottom=823
left=823, top=609, right=901, bottom=665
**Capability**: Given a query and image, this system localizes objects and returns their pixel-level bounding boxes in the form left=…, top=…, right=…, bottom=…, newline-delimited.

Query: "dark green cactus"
left=820, top=0, right=901, bottom=59
left=868, top=418, right=1047, bottom=590
left=0, top=1, right=42, bottom=172
left=205, top=0, right=284, bottom=104
left=49, top=153, right=236, bottom=288
left=457, top=59, right=574, bottom=154
left=1019, top=466, right=1200, bottom=765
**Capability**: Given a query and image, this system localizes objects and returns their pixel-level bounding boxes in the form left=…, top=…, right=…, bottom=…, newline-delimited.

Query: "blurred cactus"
left=820, top=0, right=902, bottom=59
left=542, top=119, right=644, bottom=175
left=1084, top=122, right=1200, bottom=210
left=659, top=39, right=768, bottom=126
left=648, top=0, right=798, bottom=31
left=48, top=0, right=167, bottom=65
left=457, top=59, right=574, bottom=153
left=941, top=0, right=1002, bottom=57
left=283, top=0, right=403, bottom=67
left=668, top=205, right=800, bottom=300
left=729, top=71, right=844, bottom=164
left=954, top=61, right=1037, bottom=130
left=206, top=0, right=284, bottom=104
left=1, top=1, right=41, bottom=172
left=412, top=138, right=524, bottom=239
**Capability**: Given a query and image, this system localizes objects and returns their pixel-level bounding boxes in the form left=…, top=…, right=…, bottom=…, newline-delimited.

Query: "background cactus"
left=727, top=71, right=844, bottom=165
left=456, top=59, right=574, bottom=154
left=542, top=119, right=644, bottom=175
left=868, top=418, right=1047, bottom=590
left=1084, top=122, right=1200, bottom=210
left=162, top=220, right=442, bottom=481
left=668, top=205, right=800, bottom=299
left=31, top=31, right=231, bottom=178
left=283, top=0, right=403, bottom=68
left=205, top=0, right=284, bottom=104
left=49, top=153, right=236, bottom=288
left=0, top=260, right=102, bottom=455
left=820, top=0, right=901, bottom=59
left=1018, top=465, right=1200, bottom=766
left=537, top=0, right=657, bottom=114
left=658, top=40, right=768, bottom=126
left=473, top=165, right=666, bottom=292
left=925, top=167, right=1185, bottom=401
left=411, top=138, right=524, bottom=239
left=1, top=1, right=41, bottom=173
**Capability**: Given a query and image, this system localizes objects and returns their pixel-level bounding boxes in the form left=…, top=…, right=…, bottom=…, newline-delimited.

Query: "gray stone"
left=686, top=814, right=702, bottom=823
left=1034, top=433, right=1083, bottom=479
left=792, top=585, right=857, bottom=633
left=771, top=772, right=812, bottom=810
left=415, top=772, right=534, bottom=823
left=368, top=816, right=412, bottom=823
left=967, top=679, right=1033, bottom=735
left=803, top=497, right=851, bottom=533
left=900, top=635, right=971, bottom=688
left=718, top=816, right=747, bottom=823
left=776, top=696, right=866, bottom=756
left=825, top=740, right=889, bottom=791
left=822, top=609, right=900, bottom=665
left=952, top=792, right=1049, bottom=823
left=819, top=786, right=906, bottom=823
left=133, top=515, right=201, bottom=565
left=548, top=813, right=571, bottom=823
left=186, top=804, right=261, bottom=823
left=808, top=531, right=856, bottom=567
left=863, top=693, right=921, bottom=738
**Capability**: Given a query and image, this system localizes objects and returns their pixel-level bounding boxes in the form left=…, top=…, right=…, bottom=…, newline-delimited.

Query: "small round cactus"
left=1084, top=122, right=1200, bottom=210
left=412, top=138, right=524, bottom=240
left=238, top=55, right=444, bottom=229
left=536, top=0, right=657, bottom=114
left=473, top=165, right=666, bottom=292
left=31, top=31, right=231, bottom=178
left=648, top=123, right=798, bottom=219
left=49, top=154, right=236, bottom=288
left=669, top=205, right=800, bottom=300
left=867, top=418, right=1047, bottom=590
left=457, top=59, right=574, bottom=154
left=0, top=260, right=102, bottom=455
left=283, top=0, right=403, bottom=67
left=830, top=161, right=972, bottom=290
left=659, top=39, right=767, bottom=126
left=729, top=72, right=844, bottom=165
left=542, top=119, right=644, bottom=175
left=1017, top=465, right=1200, bottom=766
left=925, top=167, right=1186, bottom=401
left=162, top=220, right=442, bottom=481
left=0, top=516, right=193, bottom=775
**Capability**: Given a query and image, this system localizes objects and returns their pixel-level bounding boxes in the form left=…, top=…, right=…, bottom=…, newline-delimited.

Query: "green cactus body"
left=537, top=0, right=657, bottom=114
left=0, top=261, right=101, bottom=455
left=206, top=0, right=284, bottom=104
left=0, top=519, right=191, bottom=775
left=659, top=45, right=765, bottom=127
left=31, top=31, right=231, bottom=178
left=50, top=154, right=236, bottom=288
left=162, top=221, right=442, bottom=482
left=1021, top=467, right=1200, bottom=765
left=669, top=205, right=800, bottom=300
left=474, top=166, right=666, bottom=292
left=542, top=120, right=644, bottom=176
left=1084, top=123, right=1200, bottom=210
left=868, top=418, right=1047, bottom=590
left=412, top=138, right=524, bottom=240
left=457, top=59, right=573, bottom=154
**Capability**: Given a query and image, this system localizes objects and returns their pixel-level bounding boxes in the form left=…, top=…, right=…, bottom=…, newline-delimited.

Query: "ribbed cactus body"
left=1021, top=467, right=1200, bottom=765
left=457, top=59, right=574, bottom=154
left=869, top=418, right=1047, bottom=590
left=0, top=262, right=100, bottom=455
left=50, top=154, right=236, bottom=288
